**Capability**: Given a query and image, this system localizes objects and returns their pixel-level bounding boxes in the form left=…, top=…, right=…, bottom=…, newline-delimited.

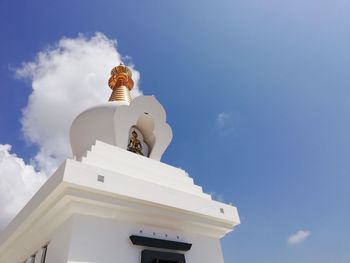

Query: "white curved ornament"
left=70, top=96, right=172, bottom=161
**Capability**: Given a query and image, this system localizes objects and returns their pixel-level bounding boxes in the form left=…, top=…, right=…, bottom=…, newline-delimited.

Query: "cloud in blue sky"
left=210, top=191, right=225, bottom=202
left=0, top=145, right=46, bottom=229
left=288, top=230, right=311, bottom=245
left=215, top=111, right=238, bottom=135
left=0, top=33, right=141, bottom=230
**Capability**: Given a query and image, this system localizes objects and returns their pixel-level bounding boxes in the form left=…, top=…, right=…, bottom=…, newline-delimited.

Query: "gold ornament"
left=108, top=63, right=134, bottom=103
left=127, top=130, right=143, bottom=155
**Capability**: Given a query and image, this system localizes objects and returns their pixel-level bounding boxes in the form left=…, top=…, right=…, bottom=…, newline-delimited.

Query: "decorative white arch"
left=114, top=96, right=172, bottom=160
left=70, top=96, right=172, bottom=161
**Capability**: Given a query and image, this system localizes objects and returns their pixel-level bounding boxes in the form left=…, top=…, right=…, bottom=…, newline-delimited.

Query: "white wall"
left=66, top=214, right=224, bottom=263
left=44, top=217, right=73, bottom=263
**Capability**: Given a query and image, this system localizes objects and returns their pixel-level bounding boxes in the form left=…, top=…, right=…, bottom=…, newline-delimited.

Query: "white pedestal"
left=0, top=141, right=240, bottom=262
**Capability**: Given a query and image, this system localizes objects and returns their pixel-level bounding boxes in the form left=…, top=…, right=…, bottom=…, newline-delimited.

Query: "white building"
left=0, top=64, right=240, bottom=263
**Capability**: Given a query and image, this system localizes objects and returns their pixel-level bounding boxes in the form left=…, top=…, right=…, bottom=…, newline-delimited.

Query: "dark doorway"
left=141, top=250, right=186, bottom=263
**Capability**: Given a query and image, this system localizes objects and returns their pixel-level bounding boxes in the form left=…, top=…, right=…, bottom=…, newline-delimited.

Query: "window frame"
left=141, top=249, right=186, bottom=263
left=40, top=244, right=49, bottom=263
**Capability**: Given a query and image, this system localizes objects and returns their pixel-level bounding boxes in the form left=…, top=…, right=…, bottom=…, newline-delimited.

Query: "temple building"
left=0, top=64, right=240, bottom=263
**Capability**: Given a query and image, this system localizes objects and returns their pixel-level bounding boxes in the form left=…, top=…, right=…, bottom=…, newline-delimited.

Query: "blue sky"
left=0, top=0, right=350, bottom=262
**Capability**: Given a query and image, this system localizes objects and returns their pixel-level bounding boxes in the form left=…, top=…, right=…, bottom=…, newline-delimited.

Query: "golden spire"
left=108, top=63, right=134, bottom=104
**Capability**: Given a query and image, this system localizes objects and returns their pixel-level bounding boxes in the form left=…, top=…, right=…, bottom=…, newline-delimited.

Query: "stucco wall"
left=67, top=214, right=224, bottom=263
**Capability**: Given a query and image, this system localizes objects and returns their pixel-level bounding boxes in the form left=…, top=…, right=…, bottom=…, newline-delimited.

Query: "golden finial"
left=108, top=63, right=134, bottom=104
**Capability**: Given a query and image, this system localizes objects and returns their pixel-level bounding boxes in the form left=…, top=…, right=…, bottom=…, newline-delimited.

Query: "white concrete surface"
left=0, top=142, right=239, bottom=262
left=70, top=96, right=172, bottom=161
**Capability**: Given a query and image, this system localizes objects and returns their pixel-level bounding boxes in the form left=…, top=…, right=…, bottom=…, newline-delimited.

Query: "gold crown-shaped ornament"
left=108, top=63, right=134, bottom=104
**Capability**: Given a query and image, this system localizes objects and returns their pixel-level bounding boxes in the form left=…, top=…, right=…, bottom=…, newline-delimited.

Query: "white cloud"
left=217, top=112, right=230, bottom=127
left=0, top=144, right=46, bottom=230
left=0, top=33, right=141, bottom=230
left=210, top=191, right=225, bottom=202
left=16, top=32, right=141, bottom=175
left=215, top=111, right=238, bottom=135
left=288, top=230, right=311, bottom=245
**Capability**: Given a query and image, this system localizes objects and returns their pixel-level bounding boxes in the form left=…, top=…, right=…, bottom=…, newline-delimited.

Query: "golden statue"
left=127, top=130, right=143, bottom=156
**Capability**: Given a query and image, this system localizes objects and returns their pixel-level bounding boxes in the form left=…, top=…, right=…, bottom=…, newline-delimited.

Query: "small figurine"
left=127, top=130, right=143, bottom=156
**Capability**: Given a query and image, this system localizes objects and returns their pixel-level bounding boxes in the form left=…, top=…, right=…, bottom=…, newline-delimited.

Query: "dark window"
left=40, top=244, right=48, bottom=263
left=142, top=250, right=185, bottom=263
left=30, top=254, right=36, bottom=263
